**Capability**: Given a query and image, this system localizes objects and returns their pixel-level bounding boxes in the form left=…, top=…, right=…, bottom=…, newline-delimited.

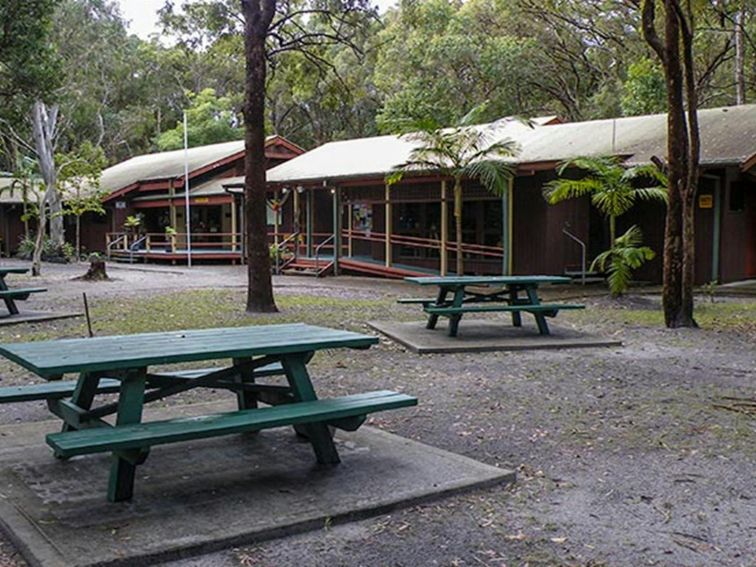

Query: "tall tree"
left=641, top=0, right=700, bottom=328
left=241, top=0, right=376, bottom=312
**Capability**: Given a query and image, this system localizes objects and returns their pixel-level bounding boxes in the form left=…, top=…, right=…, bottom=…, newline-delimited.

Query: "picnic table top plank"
left=404, top=275, right=571, bottom=286
left=0, top=267, right=29, bottom=277
left=0, top=324, right=378, bottom=378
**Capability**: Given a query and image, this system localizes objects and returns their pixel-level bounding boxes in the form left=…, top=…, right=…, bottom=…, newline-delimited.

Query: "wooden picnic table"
left=0, top=267, right=47, bottom=316
left=402, top=275, right=583, bottom=337
left=0, top=323, right=417, bottom=502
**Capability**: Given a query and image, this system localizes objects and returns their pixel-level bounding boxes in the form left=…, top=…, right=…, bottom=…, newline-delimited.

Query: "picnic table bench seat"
left=47, top=390, right=417, bottom=458
left=0, top=287, right=47, bottom=300
left=424, top=303, right=585, bottom=315
left=0, top=378, right=122, bottom=403
left=0, top=363, right=285, bottom=404
left=397, top=298, right=438, bottom=305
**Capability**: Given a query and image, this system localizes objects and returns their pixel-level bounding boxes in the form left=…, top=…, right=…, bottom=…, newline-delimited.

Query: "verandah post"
left=306, top=188, right=314, bottom=257
left=440, top=180, right=448, bottom=276
left=501, top=177, right=512, bottom=275
left=385, top=183, right=392, bottom=268
left=230, top=198, right=238, bottom=252
left=332, top=186, right=341, bottom=275
left=347, top=198, right=353, bottom=258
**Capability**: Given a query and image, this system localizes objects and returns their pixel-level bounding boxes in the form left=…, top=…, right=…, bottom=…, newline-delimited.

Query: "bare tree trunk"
left=454, top=179, right=463, bottom=275
left=31, top=200, right=46, bottom=276
left=734, top=6, right=746, bottom=105
left=31, top=101, right=65, bottom=252
left=242, top=0, right=278, bottom=313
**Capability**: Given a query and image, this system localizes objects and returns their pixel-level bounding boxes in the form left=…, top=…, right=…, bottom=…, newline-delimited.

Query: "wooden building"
left=100, top=136, right=303, bottom=262
left=263, top=105, right=755, bottom=284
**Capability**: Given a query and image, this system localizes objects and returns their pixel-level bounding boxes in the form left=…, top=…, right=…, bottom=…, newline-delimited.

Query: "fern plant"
left=591, top=225, right=655, bottom=296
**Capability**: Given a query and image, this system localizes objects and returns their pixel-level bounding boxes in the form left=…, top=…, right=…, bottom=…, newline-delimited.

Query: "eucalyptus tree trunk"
left=453, top=178, right=463, bottom=275
left=31, top=102, right=64, bottom=250
left=241, top=0, right=278, bottom=312
left=642, top=0, right=698, bottom=328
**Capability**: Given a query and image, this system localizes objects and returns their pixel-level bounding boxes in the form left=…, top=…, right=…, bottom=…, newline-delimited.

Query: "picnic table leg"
left=525, top=286, right=550, bottom=335
left=232, top=357, right=258, bottom=410
left=0, top=278, right=19, bottom=316
left=426, top=287, right=448, bottom=330
left=107, top=369, right=147, bottom=502
left=509, top=288, right=522, bottom=327
left=281, top=353, right=340, bottom=465
left=53, top=372, right=102, bottom=458
left=447, top=287, right=466, bottom=337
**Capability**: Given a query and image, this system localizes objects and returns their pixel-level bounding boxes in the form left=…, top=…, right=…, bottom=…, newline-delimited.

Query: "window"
left=729, top=182, right=745, bottom=212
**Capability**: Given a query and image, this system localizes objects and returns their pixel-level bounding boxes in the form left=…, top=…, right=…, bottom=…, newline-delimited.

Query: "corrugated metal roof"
left=0, top=178, right=43, bottom=204
left=266, top=105, right=756, bottom=185
left=100, top=139, right=244, bottom=193
left=100, top=135, right=298, bottom=194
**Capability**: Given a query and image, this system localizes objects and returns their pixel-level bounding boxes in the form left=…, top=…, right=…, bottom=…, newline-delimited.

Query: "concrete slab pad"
left=368, top=319, right=622, bottom=354
left=0, top=311, right=82, bottom=326
left=0, top=402, right=513, bottom=567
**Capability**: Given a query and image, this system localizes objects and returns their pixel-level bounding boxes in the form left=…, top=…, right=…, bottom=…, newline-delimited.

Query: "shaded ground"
left=0, top=260, right=753, bottom=567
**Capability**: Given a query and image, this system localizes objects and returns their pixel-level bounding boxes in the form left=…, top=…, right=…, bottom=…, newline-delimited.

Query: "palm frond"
left=556, top=155, right=621, bottom=177
left=622, top=164, right=668, bottom=187
left=632, top=186, right=668, bottom=203
left=543, top=178, right=603, bottom=204
left=463, top=160, right=514, bottom=196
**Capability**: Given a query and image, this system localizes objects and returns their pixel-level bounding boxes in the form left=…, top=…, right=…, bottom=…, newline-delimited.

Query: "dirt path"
left=0, top=260, right=752, bottom=567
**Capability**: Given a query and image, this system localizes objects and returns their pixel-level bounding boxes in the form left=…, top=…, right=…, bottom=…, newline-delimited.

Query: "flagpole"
left=183, top=111, right=192, bottom=267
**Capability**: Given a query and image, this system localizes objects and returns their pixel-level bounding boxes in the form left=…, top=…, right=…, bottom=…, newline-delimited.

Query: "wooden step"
left=46, top=390, right=418, bottom=457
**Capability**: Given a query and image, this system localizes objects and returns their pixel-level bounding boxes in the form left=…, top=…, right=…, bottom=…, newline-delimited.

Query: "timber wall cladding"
left=512, top=172, right=590, bottom=276
left=720, top=171, right=753, bottom=282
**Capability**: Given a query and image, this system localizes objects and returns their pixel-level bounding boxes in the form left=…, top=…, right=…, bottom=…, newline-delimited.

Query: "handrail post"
left=562, top=227, right=587, bottom=285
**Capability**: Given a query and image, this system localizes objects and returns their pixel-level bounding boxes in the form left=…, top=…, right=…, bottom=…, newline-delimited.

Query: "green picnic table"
left=401, top=275, right=584, bottom=337
left=0, top=323, right=417, bottom=502
left=0, top=267, right=47, bottom=316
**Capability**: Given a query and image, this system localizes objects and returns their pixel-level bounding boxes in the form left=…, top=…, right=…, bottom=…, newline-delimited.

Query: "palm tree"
left=592, top=225, right=655, bottom=297
left=543, top=156, right=667, bottom=246
left=389, top=113, right=518, bottom=275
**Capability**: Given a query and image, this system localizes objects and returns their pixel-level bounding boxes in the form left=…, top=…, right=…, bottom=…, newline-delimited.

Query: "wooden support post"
left=501, top=178, right=510, bottom=275
left=332, top=187, right=341, bottom=275
left=230, top=198, right=238, bottom=252
left=507, top=177, right=514, bottom=275
left=347, top=202, right=353, bottom=258
left=385, top=184, right=392, bottom=268
left=440, top=180, right=448, bottom=276
left=306, top=189, right=314, bottom=258
left=293, top=189, right=300, bottom=258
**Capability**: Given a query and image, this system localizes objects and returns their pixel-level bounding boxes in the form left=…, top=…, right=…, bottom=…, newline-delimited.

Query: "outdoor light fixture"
left=330, top=188, right=336, bottom=194
left=282, top=187, right=289, bottom=194
left=296, top=185, right=305, bottom=193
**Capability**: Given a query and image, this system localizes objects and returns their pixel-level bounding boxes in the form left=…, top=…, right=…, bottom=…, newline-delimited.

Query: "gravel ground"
left=0, top=260, right=753, bottom=567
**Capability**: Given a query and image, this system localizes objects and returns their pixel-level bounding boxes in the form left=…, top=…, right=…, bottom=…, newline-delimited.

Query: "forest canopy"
left=0, top=0, right=753, bottom=171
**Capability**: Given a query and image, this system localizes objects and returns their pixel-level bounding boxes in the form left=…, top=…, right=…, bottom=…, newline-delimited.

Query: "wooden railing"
left=342, top=229, right=503, bottom=259
left=106, top=232, right=243, bottom=255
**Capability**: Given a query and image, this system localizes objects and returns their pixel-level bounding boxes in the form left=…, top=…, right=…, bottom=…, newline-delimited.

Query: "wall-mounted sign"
left=115, top=201, right=127, bottom=209
left=698, top=194, right=713, bottom=209
left=194, top=197, right=209, bottom=204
